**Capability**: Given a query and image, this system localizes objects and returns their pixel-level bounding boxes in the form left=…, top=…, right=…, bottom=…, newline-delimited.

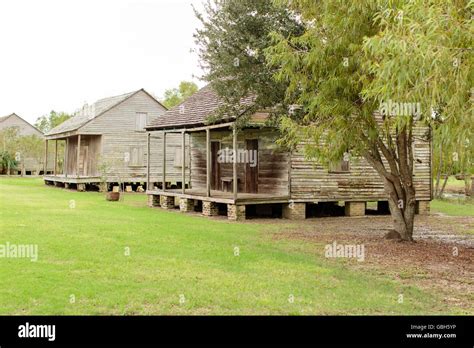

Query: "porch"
left=146, top=121, right=290, bottom=220
left=43, top=134, right=102, bottom=181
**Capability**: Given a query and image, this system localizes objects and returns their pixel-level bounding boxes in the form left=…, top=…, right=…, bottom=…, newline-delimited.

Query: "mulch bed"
left=269, top=215, right=473, bottom=313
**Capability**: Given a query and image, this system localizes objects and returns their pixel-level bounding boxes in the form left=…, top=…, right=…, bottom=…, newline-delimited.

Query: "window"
left=135, top=112, right=148, bottom=131
left=129, top=146, right=144, bottom=166
left=329, top=152, right=350, bottom=173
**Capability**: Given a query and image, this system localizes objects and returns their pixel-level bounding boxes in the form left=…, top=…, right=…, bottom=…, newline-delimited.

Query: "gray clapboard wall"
left=44, top=90, right=183, bottom=184
left=0, top=113, right=48, bottom=173
left=189, top=128, right=289, bottom=195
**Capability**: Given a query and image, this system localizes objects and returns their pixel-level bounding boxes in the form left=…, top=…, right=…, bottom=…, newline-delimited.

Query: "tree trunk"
left=438, top=162, right=453, bottom=198
left=364, top=123, right=417, bottom=242
left=464, top=174, right=471, bottom=197
left=384, top=180, right=415, bottom=241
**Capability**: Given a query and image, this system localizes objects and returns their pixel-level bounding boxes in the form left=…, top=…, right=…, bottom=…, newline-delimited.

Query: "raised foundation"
left=147, top=194, right=160, bottom=208
left=179, top=198, right=195, bottom=213
left=160, top=195, right=175, bottom=209
left=227, top=204, right=246, bottom=221
left=345, top=201, right=366, bottom=216
left=416, top=201, right=430, bottom=215
left=99, top=182, right=107, bottom=192
left=282, top=202, right=306, bottom=220
left=202, top=201, right=219, bottom=217
left=77, top=183, right=86, bottom=192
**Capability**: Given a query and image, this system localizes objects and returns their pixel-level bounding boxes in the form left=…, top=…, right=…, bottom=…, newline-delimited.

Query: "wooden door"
left=211, top=141, right=221, bottom=190
left=245, top=139, right=258, bottom=193
left=69, top=145, right=77, bottom=175
left=79, top=146, right=88, bottom=176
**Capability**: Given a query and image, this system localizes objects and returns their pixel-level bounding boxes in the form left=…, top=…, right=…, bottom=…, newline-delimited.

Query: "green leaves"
left=0, top=150, right=17, bottom=173
left=35, top=111, right=71, bottom=134
left=194, top=0, right=304, bottom=122
left=264, top=0, right=472, bottom=169
left=162, top=81, right=199, bottom=109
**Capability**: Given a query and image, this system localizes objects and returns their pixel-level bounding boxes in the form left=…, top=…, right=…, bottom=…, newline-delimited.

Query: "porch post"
left=206, top=127, right=211, bottom=197
left=182, top=130, right=186, bottom=194
left=64, top=138, right=69, bottom=177
left=44, top=139, right=48, bottom=175
left=76, top=134, right=81, bottom=177
left=162, top=132, right=166, bottom=191
left=146, top=132, right=150, bottom=190
left=232, top=126, right=237, bottom=200
left=54, top=140, right=58, bottom=175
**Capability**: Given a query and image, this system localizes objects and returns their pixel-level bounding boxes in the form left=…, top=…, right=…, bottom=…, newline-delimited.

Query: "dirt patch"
left=270, top=215, right=474, bottom=313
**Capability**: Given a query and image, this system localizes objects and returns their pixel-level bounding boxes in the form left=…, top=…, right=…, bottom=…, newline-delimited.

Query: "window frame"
left=135, top=112, right=148, bottom=132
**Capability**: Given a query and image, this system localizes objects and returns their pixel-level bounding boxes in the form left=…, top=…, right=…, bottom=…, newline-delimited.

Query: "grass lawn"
left=444, top=176, right=466, bottom=189
left=0, top=177, right=466, bottom=315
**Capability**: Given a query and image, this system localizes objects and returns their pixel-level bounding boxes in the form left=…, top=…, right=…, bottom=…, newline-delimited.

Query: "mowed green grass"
left=444, top=176, right=467, bottom=189
left=0, top=177, right=458, bottom=315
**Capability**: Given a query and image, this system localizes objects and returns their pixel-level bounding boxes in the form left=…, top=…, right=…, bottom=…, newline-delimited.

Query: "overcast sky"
left=0, top=0, right=206, bottom=124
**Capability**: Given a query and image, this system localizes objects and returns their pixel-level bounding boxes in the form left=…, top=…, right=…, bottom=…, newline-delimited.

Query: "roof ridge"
left=93, top=89, right=139, bottom=105
left=47, top=89, right=142, bottom=136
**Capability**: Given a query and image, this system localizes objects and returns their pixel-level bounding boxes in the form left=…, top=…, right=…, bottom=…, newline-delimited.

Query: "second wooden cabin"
left=44, top=89, right=184, bottom=191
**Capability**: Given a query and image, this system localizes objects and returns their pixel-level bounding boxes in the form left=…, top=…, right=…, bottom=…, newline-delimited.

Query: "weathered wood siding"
left=189, top=128, right=289, bottom=195
left=290, top=125, right=432, bottom=201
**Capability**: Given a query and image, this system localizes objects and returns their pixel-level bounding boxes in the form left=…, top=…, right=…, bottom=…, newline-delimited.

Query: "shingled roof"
left=146, top=85, right=254, bottom=130
left=47, top=89, right=143, bottom=136
left=0, top=115, right=10, bottom=123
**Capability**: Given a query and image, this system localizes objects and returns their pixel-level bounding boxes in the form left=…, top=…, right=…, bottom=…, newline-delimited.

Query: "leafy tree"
left=0, top=151, right=17, bottom=175
left=34, top=111, right=71, bottom=133
left=264, top=0, right=472, bottom=240
left=193, top=0, right=304, bottom=125
left=0, top=127, right=20, bottom=153
left=162, top=81, right=199, bottom=109
left=16, top=135, right=45, bottom=174
left=0, top=127, right=48, bottom=175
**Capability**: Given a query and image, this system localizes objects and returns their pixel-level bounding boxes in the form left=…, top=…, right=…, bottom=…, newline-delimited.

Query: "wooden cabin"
left=0, top=113, right=50, bottom=175
left=145, top=85, right=432, bottom=220
left=44, top=89, right=184, bottom=191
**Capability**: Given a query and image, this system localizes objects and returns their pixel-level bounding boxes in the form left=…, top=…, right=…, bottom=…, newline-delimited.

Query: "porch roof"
left=145, top=84, right=254, bottom=131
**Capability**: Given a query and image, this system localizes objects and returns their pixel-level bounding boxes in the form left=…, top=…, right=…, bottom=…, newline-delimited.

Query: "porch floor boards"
left=147, top=188, right=289, bottom=205
left=44, top=175, right=102, bottom=184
